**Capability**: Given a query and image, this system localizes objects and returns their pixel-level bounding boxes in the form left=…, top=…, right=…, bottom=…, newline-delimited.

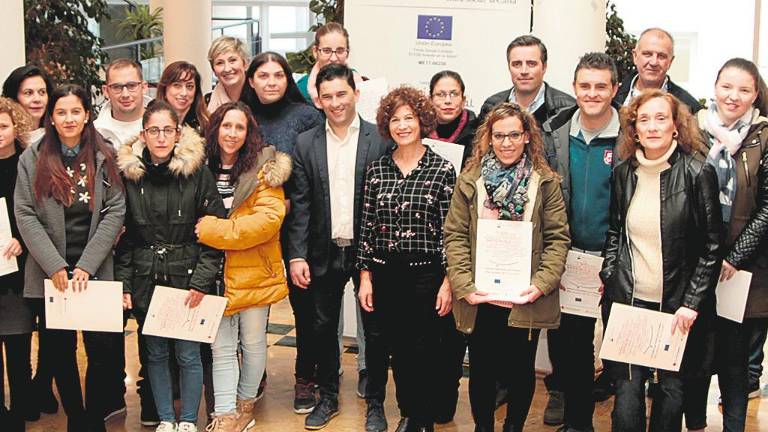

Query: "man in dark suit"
left=285, top=64, right=390, bottom=432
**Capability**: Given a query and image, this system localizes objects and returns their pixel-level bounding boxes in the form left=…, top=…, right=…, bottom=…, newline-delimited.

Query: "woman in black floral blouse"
left=357, top=86, right=456, bottom=432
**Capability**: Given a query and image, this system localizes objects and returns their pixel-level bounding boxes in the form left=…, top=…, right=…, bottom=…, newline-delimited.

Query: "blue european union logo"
left=417, top=15, right=453, bottom=41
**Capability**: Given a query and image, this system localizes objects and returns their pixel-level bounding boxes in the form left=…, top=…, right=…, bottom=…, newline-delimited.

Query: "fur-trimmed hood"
left=117, top=126, right=205, bottom=182
left=258, top=147, right=292, bottom=188
left=230, top=146, right=291, bottom=211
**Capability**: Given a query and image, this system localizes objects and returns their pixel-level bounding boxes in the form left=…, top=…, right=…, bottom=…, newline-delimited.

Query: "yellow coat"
left=197, top=147, right=291, bottom=315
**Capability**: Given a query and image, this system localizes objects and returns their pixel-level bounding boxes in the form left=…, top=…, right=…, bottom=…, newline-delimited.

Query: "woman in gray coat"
left=14, top=84, right=125, bottom=432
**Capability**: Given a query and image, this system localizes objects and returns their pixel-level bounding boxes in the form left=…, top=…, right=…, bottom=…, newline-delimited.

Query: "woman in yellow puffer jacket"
left=195, top=101, right=291, bottom=432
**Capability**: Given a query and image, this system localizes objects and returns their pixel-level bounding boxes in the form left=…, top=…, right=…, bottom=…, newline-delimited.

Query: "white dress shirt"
left=326, top=115, right=360, bottom=240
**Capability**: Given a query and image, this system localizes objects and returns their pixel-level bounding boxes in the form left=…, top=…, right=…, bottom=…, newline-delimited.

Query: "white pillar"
left=162, top=0, right=212, bottom=93
left=0, top=0, right=26, bottom=84
left=531, top=0, right=606, bottom=94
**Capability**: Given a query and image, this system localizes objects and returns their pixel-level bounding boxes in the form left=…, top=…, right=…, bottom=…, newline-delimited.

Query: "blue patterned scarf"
left=703, top=104, right=754, bottom=223
left=481, top=151, right=532, bottom=221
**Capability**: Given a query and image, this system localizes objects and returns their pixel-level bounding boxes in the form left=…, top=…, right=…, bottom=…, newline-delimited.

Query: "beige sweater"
left=626, top=142, right=677, bottom=303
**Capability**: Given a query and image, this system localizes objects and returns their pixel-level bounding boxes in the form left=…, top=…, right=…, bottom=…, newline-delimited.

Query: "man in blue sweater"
left=541, top=52, right=620, bottom=432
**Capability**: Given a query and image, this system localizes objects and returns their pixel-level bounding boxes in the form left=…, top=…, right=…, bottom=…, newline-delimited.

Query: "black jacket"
left=284, top=118, right=389, bottom=277
left=114, top=127, right=226, bottom=318
left=600, top=148, right=722, bottom=377
left=432, top=109, right=478, bottom=165
left=613, top=75, right=703, bottom=114
left=701, top=115, right=768, bottom=318
left=478, top=82, right=575, bottom=127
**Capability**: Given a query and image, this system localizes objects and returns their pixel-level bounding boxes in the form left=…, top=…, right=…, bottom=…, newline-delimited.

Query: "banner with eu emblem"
left=417, top=15, right=453, bottom=41
left=345, top=0, right=531, bottom=111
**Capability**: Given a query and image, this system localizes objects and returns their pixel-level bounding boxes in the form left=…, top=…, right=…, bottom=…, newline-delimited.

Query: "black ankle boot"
left=395, top=417, right=413, bottom=432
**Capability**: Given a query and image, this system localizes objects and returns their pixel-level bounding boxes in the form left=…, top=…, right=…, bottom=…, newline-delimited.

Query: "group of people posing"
left=0, top=21, right=765, bottom=432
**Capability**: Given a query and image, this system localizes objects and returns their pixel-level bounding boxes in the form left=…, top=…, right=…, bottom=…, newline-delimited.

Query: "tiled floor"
left=10, top=298, right=768, bottom=431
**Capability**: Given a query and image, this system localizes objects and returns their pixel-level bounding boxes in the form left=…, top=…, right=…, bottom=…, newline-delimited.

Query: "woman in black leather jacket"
left=599, top=89, right=722, bottom=432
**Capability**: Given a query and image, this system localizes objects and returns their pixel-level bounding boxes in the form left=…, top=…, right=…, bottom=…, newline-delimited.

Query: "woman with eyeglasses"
left=14, top=84, right=126, bottom=432
left=297, top=22, right=363, bottom=109
left=444, top=102, right=570, bottom=432
left=115, top=100, right=225, bottom=432
left=429, top=70, right=478, bottom=166
left=156, top=61, right=210, bottom=134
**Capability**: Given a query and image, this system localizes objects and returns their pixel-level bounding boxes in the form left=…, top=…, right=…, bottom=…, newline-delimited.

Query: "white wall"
left=0, top=0, right=25, bottom=84
left=613, top=0, right=756, bottom=103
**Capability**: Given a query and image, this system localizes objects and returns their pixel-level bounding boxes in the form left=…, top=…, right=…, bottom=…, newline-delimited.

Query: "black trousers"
left=311, top=243, right=356, bottom=401
left=311, top=243, right=390, bottom=404
left=684, top=317, right=750, bottom=432
left=30, top=299, right=124, bottom=431
left=549, top=313, right=597, bottom=429
left=468, top=303, right=540, bottom=430
left=434, top=315, right=466, bottom=421
left=288, top=274, right=319, bottom=382
left=0, top=333, right=33, bottom=423
left=371, top=254, right=445, bottom=425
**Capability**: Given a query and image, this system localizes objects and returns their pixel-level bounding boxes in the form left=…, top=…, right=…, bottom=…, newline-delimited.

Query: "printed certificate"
left=474, top=219, right=532, bottom=303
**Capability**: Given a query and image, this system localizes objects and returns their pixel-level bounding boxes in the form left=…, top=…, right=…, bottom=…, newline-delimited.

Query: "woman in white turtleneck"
left=600, top=89, right=722, bottom=432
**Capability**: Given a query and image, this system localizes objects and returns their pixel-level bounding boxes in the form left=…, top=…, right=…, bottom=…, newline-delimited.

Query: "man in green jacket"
left=540, top=52, right=620, bottom=432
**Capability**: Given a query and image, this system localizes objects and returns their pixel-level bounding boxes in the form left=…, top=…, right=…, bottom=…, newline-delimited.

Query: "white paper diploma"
left=559, top=251, right=604, bottom=318
left=44, top=280, right=124, bottom=332
left=0, top=197, right=18, bottom=276
left=716, top=270, right=752, bottom=323
left=357, top=77, right=388, bottom=124
left=474, top=219, right=532, bottom=303
left=600, top=303, right=689, bottom=371
left=422, top=138, right=464, bottom=176
left=142, top=286, right=227, bottom=343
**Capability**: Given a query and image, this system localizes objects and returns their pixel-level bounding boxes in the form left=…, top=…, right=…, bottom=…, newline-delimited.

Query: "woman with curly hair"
left=0, top=97, right=34, bottom=430
left=444, top=102, right=570, bottom=432
left=599, top=90, right=721, bottom=432
left=356, top=86, right=456, bottom=432
left=196, top=101, right=291, bottom=432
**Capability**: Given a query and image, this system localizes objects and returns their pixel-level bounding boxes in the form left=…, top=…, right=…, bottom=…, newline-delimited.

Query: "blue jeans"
left=748, top=318, right=768, bottom=386
left=610, top=299, right=684, bottom=432
left=145, top=335, right=203, bottom=423
left=211, top=306, right=269, bottom=414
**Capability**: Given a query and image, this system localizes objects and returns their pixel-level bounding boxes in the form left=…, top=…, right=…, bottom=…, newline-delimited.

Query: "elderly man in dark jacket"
left=613, top=27, right=702, bottom=114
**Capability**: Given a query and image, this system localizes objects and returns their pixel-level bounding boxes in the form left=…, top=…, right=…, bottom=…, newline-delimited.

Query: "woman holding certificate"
left=115, top=100, right=225, bottom=432
left=444, top=102, right=570, bottom=432
left=691, top=58, right=768, bottom=432
left=14, top=84, right=126, bottom=432
left=428, top=70, right=478, bottom=166
left=0, top=97, right=34, bottom=430
left=357, top=86, right=456, bottom=432
left=196, top=101, right=291, bottom=431
left=599, top=89, right=721, bottom=432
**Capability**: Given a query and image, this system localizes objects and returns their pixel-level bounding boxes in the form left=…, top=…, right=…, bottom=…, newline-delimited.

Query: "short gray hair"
left=636, top=28, right=675, bottom=56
